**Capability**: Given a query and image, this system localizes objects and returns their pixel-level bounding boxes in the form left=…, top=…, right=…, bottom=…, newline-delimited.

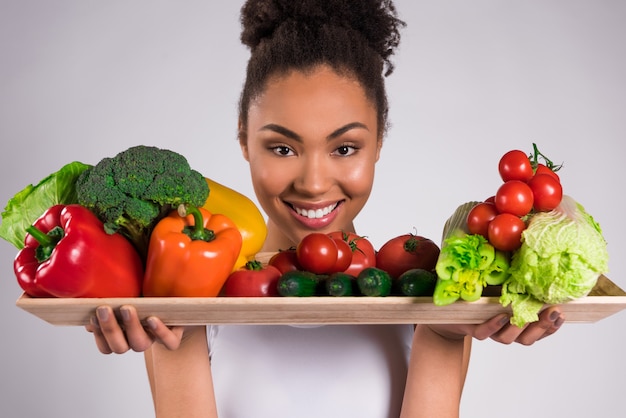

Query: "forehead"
left=248, top=66, right=377, bottom=125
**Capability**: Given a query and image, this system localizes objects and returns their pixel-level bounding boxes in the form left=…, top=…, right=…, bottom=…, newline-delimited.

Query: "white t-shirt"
left=208, top=324, right=414, bottom=418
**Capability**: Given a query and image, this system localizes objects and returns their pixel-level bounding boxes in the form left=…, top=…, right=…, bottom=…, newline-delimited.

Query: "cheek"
left=248, top=158, right=289, bottom=203
left=340, top=159, right=376, bottom=199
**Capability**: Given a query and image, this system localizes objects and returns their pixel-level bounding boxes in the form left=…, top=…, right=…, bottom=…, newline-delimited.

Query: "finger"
left=516, top=307, right=564, bottom=345
left=119, top=305, right=155, bottom=352
left=490, top=321, right=525, bottom=344
left=491, top=307, right=564, bottom=345
left=86, top=317, right=114, bottom=354
left=472, top=313, right=511, bottom=341
left=95, top=305, right=131, bottom=354
left=539, top=311, right=565, bottom=340
left=144, top=317, right=185, bottom=351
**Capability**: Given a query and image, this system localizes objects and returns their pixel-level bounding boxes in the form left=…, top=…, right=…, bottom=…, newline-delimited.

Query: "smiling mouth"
left=291, top=202, right=340, bottom=219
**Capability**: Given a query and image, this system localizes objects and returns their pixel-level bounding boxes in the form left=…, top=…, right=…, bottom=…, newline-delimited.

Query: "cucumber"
left=398, top=268, right=437, bottom=296
left=277, top=271, right=320, bottom=297
left=325, top=272, right=356, bottom=296
left=357, top=267, right=392, bottom=297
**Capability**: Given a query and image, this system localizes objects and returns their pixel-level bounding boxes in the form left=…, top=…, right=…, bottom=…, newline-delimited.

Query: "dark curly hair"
left=238, top=0, right=405, bottom=140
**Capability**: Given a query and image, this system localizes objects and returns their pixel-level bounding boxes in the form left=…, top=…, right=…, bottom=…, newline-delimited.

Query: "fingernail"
left=146, top=317, right=158, bottom=331
left=120, top=306, right=131, bottom=322
left=555, top=316, right=565, bottom=328
left=96, top=306, right=109, bottom=322
left=499, top=315, right=510, bottom=326
left=549, top=310, right=560, bottom=321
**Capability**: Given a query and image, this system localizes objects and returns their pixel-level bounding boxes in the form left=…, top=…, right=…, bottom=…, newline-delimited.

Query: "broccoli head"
left=76, top=145, right=209, bottom=259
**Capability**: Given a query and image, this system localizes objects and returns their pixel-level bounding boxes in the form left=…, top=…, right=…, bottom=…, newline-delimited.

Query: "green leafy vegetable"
left=0, top=161, right=91, bottom=249
left=500, top=195, right=609, bottom=327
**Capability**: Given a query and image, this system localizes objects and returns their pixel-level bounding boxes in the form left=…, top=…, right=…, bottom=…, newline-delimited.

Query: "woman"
left=87, top=1, right=563, bottom=416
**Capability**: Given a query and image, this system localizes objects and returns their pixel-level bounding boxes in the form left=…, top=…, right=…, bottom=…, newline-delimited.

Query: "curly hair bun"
left=240, top=0, right=403, bottom=63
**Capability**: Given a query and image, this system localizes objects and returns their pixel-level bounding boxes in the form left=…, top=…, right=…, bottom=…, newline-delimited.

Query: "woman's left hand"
left=428, top=305, right=564, bottom=345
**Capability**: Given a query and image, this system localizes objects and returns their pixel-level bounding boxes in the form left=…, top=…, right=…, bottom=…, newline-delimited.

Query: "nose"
left=293, top=153, right=333, bottom=197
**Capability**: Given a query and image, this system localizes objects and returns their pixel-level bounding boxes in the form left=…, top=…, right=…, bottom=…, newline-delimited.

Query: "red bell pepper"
left=142, top=205, right=242, bottom=297
left=14, top=204, right=143, bottom=298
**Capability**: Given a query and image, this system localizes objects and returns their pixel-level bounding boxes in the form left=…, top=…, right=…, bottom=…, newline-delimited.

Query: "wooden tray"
left=15, top=275, right=626, bottom=326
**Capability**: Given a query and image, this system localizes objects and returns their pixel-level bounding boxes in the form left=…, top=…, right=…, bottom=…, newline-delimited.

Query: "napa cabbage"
left=500, top=195, right=609, bottom=327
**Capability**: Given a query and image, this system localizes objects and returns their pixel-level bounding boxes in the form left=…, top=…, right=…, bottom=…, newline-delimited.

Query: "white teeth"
left=295, top=203, right=337, bottom=219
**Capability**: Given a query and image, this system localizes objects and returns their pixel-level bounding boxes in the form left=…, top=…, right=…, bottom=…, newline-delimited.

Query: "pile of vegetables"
left=433, top=144, right=609, bottom=326
left=0, top=142, right=611, bottom=330
left=0, top=145, right=266, bottom=298
left=223, top=231, right=441, bottom=298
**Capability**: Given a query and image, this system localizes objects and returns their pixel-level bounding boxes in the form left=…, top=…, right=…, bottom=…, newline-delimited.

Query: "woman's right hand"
left=84, top=305, right=186, bottom=354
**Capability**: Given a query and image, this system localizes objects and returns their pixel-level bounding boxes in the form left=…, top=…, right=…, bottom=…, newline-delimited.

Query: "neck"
left=261, top=219, right=296, bottom=252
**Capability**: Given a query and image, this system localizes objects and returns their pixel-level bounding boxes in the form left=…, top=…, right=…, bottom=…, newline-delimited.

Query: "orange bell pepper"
left=142, top=205, right=242, bottom=297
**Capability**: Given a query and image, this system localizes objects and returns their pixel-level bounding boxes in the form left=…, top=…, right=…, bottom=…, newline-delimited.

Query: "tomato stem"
left=529, top=143, right=563, bottom=172
left=245, top=260, right=264, bottom=271
left=404, top=236, right=419, bottom=253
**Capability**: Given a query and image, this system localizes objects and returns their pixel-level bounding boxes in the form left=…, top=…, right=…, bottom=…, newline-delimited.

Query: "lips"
left=287, top=201, right=342, bottom=229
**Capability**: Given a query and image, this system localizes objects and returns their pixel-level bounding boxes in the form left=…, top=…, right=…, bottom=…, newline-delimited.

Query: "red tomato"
left=494, top=180, right=534, bottom=217
left=535, top=163, right=560, bottom=182
left=498, top=150, right=533, bottom=182
left=223, top=262, right=282, bottom=297
left=268, top=248, right=301, bottom=274
left=466, top=202, right=499, bottom=238
left=331, top=236, right=353, bottom=273
left=528, top=173, right=563, bottom=212
left=487, top=213, right=526, bottom=252
left=327, top=231, right=376, bottom=276
left=376, top=234, right=440, bottom=279
left=296, top=233, right=338, bottom=274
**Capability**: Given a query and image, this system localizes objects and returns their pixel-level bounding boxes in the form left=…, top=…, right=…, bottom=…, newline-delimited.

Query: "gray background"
left=1, top=1, right=625, bottom=417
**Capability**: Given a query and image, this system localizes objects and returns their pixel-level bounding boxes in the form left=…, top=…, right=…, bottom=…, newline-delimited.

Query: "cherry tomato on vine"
left=528, top=173, right=563, bottom=212
left=498, top=150, right=533, bottom=182
left=331, top=236, right=353, bottom=273
left=268, top=248, right=301, bottom=274
left=296, top=233, right=338, bottom=274
left=327, top=231, right=376, bottom=276
left=466, top=202, right=499, bottom=238
left=494, top=180, right=534, bottom=217
left=488, top=213, right=526, bottom=252
left=534, top=163, right=561, bottom=182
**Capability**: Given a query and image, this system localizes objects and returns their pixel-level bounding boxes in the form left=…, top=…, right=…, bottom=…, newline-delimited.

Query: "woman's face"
left=241, top=66, right=382, bottom=249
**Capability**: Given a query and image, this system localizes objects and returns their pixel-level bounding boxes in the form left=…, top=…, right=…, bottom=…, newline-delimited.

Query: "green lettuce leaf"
left=0, top=161, right=91, bottom=249
left=500, top=195, right=609, bottom=327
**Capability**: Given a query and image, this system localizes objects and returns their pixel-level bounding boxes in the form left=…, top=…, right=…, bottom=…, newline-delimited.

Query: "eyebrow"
left=259, top=122, right=369, bottom=142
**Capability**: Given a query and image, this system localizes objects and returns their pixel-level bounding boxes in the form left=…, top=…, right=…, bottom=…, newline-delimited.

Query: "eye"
left=270, top=145, right=295, bottom=157
left=333, top=144, right=358, bottom=157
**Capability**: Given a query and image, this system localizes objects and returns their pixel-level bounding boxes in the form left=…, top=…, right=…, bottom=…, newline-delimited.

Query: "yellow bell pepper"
left=202, top=177, right=267, bottom=270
